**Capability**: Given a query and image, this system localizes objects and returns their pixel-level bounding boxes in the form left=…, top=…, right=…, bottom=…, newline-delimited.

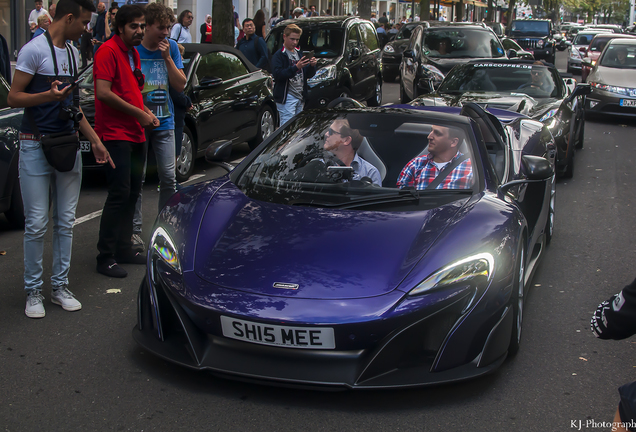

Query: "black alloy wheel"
left=508, top=240, right=526, bottom=356
left=176, top=125, right=195, bottom=183
left=248, top=106, right=276, bottom=151
left=562, top=134, right=575, bottom=179
left=545, top=175, right=555, bottom=244
left=366, top=78, right=382, bottom=107
left=574, top=112, right=585, bottom=149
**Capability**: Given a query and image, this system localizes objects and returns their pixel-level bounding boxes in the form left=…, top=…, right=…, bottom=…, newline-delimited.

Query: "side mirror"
left=498, top=155, right=553, bottom=195
left=197, top=76, right=223, bottom=90
left=349, top=47, right=360, bottom=60
left=403, top=49, right=414, bottom=59
left=565, top=83, right=592, bottom=104
left=205, top=140, right=234, bottom=172
left=522, top=155, right=553, bottom=180
left=507, top=48, right=518, bottom=58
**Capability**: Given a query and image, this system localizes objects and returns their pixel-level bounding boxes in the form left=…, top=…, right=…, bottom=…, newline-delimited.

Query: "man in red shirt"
left=94, top=4, right=159, bottom=278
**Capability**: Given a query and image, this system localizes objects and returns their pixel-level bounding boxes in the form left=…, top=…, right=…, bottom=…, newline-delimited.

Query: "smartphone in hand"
left=302, top=50, right=315, bottom=60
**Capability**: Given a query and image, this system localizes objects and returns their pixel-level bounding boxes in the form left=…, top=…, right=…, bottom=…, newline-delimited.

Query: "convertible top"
left=181, top=43, right=260, bottom=74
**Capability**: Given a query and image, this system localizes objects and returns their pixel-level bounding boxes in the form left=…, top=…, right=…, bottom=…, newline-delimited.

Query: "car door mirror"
left=197, top=76, right=224, bottom=90
left=565, top=83, right=592, bottom=103
left=205, top=140, right=234, bottom=172
left=349, top=47, right=361, bottom=61
left=507, top=49, right=518, bottom=58
left=498, top=155, right=553, bottom=195
left=403, top=49, right=414, bottom=59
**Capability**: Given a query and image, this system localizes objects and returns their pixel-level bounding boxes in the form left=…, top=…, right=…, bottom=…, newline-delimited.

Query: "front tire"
left=545, top=176, right=555, bottom=245
left=399, top=79, right=409, bottom=104
left=561, top=134, right=575, bottom=179
left=248, top=105, right=276, bottom=151
left=508, top=241, right=526, bottom=357
left=366, top=78, right=382, bottom=107
left=574, top=113, right=585, bottom=150
left=175, top=125, right=195, bottom=183
left=5, top=177, right=25, bottom=229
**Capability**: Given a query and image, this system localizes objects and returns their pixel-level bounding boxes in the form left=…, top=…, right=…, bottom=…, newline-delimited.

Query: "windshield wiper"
left=290, top=190, right=421, bottom=208
left=289, top=189, right=471, bottom=210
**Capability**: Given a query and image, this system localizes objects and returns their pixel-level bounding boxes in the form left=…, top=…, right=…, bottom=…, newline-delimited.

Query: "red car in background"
left=581, top=33, right=636, bottom=81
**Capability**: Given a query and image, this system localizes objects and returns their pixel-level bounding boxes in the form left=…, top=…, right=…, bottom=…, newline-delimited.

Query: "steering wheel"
left=297, top=150, right=345, bottom=168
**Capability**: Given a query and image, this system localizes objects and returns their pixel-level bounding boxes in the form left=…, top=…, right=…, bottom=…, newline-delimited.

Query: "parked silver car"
left=586, top=39, right=636, bottom=117
left=567, top=30, right=610, bottom=73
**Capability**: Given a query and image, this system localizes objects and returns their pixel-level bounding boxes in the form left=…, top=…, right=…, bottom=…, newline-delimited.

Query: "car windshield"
left=267, top=26, right=344, bottom=58
left=397, top=23, right=418, bottom=40
left=574, top=33, right=603, bottom=45
left=234, top=111, right=477, bottom=210
left=599, top=44, right=636, bottom=69
left=424, top=29, right=505, bottom=58
left=511, top=21, right=550, bottom=35
left=590, top=37, right=612, bottom=51
left=439, top=63, right=564, bottom=98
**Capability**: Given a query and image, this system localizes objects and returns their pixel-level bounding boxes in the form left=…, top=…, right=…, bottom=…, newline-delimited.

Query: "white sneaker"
left=51, top=287, right=82, bottom=312
left=25, top=291, right=45, bottom=318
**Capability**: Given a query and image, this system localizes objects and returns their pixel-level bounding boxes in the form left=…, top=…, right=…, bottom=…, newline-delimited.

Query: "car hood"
left=414, top=92, right=558, bottom=118
left=193, top=182, right=468, bottom=299
left=590, top=66, right=636, bottom=87
left=425, top=57, right=495, bottom=74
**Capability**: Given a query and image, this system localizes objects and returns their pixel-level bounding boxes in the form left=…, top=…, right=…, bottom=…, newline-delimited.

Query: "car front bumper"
left=586, top=89, right=636, bottom=117
left=133, top=260, right=513, bottom=389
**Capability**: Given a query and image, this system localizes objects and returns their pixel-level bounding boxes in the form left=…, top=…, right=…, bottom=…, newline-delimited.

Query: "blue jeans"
left=277, top=94, right=304, bottom=126
left=19, top=138, right=82, bottom=292
left=133, top=129, right=176, bottom=235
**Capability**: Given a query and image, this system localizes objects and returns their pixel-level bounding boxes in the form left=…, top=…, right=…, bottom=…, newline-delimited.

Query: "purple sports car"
left=133, top=103, right=556, bottom=389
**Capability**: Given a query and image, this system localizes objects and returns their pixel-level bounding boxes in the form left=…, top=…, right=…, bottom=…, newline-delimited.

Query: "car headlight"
left=536, top=39, right=545, bottom=48
left=409, top=253, right=494, bottom=296
left=307, top=65, right=337, bottom=85
left=383, top=44, right=395, bottom=53
left=150, top=226, right=181, bottom=274
left=569, top=49, right=581, bottom=59
left=590, top=81, right=636, bottom=96
left=540, top=108, right=559, bottom=122
left=591, top=60, right=596, bottom=66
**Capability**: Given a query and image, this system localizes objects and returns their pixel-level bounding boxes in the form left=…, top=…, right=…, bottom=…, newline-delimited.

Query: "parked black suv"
left=266, top=16, right=382, bottom=107
left=381, top=21, right=428, bottom=82
left=508, top=19, right=557, bottom=64
left=399, top=22, right=506, bottom=103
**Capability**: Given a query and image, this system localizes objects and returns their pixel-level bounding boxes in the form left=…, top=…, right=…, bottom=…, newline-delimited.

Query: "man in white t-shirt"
left=8, top=0, right=112, bottom=318
left=28, top=0, right=51, bottom=37
left=170, top=9, right=193, bottom=43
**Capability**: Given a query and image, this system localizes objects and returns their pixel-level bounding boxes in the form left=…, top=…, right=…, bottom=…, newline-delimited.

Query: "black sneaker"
left=96, top=259, right=128, bottom=278
left=116, top=250, right=147, bottom=265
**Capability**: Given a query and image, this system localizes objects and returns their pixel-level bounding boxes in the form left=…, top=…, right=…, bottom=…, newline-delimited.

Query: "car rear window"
left=267, top=26, right=345, bottom=58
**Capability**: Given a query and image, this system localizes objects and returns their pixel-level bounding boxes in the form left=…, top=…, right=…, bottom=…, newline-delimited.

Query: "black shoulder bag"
left=26, top=31, right=81, bottom=172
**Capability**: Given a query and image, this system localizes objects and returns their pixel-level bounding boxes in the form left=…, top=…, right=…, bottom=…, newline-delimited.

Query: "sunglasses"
left=133, top=68, right=145, bottom=87
left=326, top=127, right=344, bottom=136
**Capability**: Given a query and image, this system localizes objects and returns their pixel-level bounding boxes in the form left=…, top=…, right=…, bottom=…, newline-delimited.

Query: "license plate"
left=220, top=316, right=336, bottom=349
left=620, top=99, right=636, bottom=107
left=80, top=140, right=91, bottom=152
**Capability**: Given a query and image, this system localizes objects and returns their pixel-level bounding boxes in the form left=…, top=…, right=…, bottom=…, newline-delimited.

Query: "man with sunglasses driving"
left=93, top=4, right=160, bottom=278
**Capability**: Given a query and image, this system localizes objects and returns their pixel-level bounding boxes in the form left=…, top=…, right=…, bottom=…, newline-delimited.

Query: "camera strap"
left=25, top=32, right=80, bottom=137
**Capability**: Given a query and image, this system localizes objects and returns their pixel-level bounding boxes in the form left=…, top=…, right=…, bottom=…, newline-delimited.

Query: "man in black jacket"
left=592, top=278, right=636, bottom=432
left=271, top=24, right=316, bottom=126
left=235, top=18, right=268, bottom=69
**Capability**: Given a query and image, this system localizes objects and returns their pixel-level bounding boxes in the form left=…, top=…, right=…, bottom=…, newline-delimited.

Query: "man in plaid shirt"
left=397, top=125, right=473, bottom=190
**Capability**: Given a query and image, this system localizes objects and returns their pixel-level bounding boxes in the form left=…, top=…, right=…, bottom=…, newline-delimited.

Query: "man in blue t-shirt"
left=133, top=2, right=186, bottom=249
